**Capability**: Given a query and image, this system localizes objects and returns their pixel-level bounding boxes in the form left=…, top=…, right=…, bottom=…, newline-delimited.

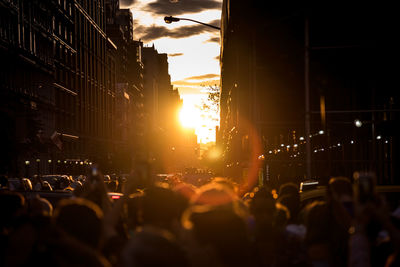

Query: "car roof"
left=300, top=185, right=400, bottom=202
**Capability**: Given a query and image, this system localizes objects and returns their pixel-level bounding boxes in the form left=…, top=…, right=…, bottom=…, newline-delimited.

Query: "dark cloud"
left=184, top=73, right=219, bottom=80
left=135, top=23, right=219, bottom=42
left=173, top=78, right=220, bottom=88
left=168, top=53, right=184, bottom=57
left=120, top=0, right=136, bottom=8
left=145, top=0, right=222, bottom=16
left=207, top=36, right=220, bottom=43
left=207, top=19, right=221, bottom=29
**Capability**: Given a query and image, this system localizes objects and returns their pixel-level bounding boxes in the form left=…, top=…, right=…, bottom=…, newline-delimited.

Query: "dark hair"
left=249, top=186, right=275, bottom=217
left=327, top=176, right=353, bottom=199
left=304, top=201, right=330, bottom=246
left=122, top=227, right=189, bottom=267
left=0, top=191, right=26, bottom=229
left=277, top=193, right=300, bottom=223
left=278, top=182, right=299, bottom=198
left=53, top=198, right=103, bottom=249
left=188, top=207, right=252, bottom=267
left=142, top=185, right=187, bottom=229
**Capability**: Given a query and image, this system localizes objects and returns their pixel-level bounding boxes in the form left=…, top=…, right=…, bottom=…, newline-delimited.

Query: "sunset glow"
left=179, top=94, right=218, bottom=143
left=126, top=0, right=222, bottom=143
left=179, top=102, right=201, bottom=129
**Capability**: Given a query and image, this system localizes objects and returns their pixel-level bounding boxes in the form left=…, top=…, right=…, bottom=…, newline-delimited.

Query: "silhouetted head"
left=304, top=201, right=330, bottom=247
left=248, top=186, right=275, bottom=220
left=42, top=181, right=53, bottom=191
left=122, top=226, right=189, bottom=267
left=107, top=180, right=118, bottom=192
left=274, top=202, right=290, bottom=228
left=192, top=182, right=238, bottom=207
left=277, top=193, right=300, bottom=224
left=183, top=205, right=251, bottom=267
left=142, top=184, right=187, bottom=229
left=172, top=183, right=197, bottom=203
left=0, top=191, right=26, bottom=229
left=29, top=195, right=53, bottom=217
left=53, top=198, right=103, bottom=249
left=327, top=176, right=353, bottom=201
left=279, top=182, right=299, bottom=199
left=126, top=191, right=145, bottom=231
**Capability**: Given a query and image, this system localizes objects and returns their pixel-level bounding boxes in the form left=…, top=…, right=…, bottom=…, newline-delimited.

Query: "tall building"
left=142, top=45, right=199, bottom=173
left=127, top=40, right=146, bottom=162
left=1, top=0, right=118, bottom=175
left=220, top=2, right=399, bottom=186
left=106, top=1, right=145, bottom=171
left=0, top=0, right=76, bottom=175
left=70, top=0, right=117, bottom=171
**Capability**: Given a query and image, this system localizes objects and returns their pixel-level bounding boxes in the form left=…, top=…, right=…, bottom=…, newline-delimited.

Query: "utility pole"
left=305, top=17, right=311, bottom=180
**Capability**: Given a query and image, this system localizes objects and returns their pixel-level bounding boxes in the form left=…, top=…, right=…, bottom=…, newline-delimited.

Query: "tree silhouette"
left=200, top=84, right=220, bottom=124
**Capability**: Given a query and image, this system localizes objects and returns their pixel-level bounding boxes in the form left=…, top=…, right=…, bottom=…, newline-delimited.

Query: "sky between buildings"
left=120, top=0, right=222, bottom=143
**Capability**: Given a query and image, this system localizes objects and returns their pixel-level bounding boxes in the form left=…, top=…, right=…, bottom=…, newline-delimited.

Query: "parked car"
left=8, top=178, right=33, bottom=191
left=300, top=185, right=400, bottom=212
left=299, top=180, right=319, bottom=192
left=40, top=175, right=70, bottom=190
left=108, top=192, right=123, bottom=202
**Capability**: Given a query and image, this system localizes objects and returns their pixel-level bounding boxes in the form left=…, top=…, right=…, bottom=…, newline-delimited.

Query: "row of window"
left=76, top=0, right=105, bottom=32
left=0, top=11, right=19, bottom=45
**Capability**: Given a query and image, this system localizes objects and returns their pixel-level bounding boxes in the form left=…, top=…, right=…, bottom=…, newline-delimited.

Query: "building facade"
left=106, top=2, right=145, bottom=171
left=0, top=0, right=118, bottom=175
left=219, top=1, right=399, bottom=186
left=1, top=0, right=199, bottom=176
left=142, top=45, right=199, bottom=173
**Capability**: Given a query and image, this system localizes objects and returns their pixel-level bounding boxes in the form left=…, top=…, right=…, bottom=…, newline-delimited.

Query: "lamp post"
left=164, top=16, right=220, bottom=30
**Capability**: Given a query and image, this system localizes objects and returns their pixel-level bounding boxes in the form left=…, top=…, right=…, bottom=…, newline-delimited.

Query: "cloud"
left=135, top=22, right=219, bottom=42
left=120, top=0, right=136, bottom=8
left=184, top=74, right=219, bottom=80
left=207, top=19, right=221, bottom=29
left=173, top=80, right=203, bottom=86
left=144, top=0, right=222, bottom=16
left=207, top=36, right=220, bottom=43
left=168, top=53, right=184, bottom=57
left=175, top=86, right=206, bottom=95
left=173, top=78, right=220, bottom=88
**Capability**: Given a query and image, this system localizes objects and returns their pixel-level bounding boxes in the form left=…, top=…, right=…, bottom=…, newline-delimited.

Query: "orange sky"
left=121, top=0, right=222, bottom=143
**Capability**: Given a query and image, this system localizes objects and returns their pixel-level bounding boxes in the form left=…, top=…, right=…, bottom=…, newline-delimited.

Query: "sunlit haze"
left=126, top=0, right=222, bottom=143
left=179, top=100, right=201, bottom=129
left=179, top=94, right=218, bottom=144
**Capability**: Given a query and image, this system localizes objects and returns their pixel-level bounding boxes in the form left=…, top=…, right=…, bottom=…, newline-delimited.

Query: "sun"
left=179, top=94, right=218, bottom=143
left=179, top=103, right=201, bottom=129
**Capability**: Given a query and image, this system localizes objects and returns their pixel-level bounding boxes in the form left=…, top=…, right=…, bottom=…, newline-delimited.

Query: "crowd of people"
left=1, top=169, right=400, bottom=266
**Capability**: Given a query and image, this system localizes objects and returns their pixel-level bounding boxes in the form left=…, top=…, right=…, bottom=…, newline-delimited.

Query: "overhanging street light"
left=164, top=16, right=220, bottom=30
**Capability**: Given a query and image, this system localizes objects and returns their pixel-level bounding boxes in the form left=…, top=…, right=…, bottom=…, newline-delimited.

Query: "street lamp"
left=25, top=161, right=30, bottom=177
left=36, top=159, right=40, bottom=175
left=164, top=16, right=220, bottom=30
left=354, top=119, right=363, bottom=128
